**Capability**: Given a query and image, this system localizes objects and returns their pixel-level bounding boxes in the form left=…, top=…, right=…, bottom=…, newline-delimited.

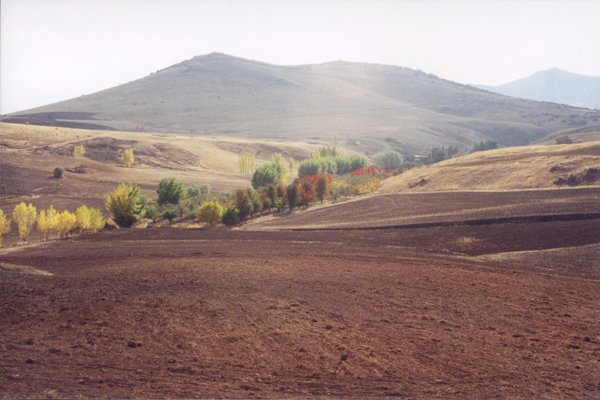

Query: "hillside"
left=5, top=53, right=600, bottom=155
left=380, top=141, right=600, bottom=193
left=477, top=68, right=600, bottom=109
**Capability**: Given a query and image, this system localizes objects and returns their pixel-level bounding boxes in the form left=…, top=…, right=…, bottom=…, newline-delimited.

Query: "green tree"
left=374, top=152, right=403, bottom=170
left=196, top=201, right=224, bottom=227
left=105, top=183, right=147, bottom=227
left=298, top=159, right=320, bottom=177
left=157, top=177, right=184, bottom=206
left=252, top=163, right=281, bottom=189
left=222, top=206, right=240, bottom=226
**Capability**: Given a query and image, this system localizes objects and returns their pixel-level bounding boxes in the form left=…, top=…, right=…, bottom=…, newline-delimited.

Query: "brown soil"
left=1, top=217, right=599, bottom=398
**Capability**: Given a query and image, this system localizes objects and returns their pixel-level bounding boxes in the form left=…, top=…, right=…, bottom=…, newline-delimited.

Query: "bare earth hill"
left=5, top=53, right=600, bottom=154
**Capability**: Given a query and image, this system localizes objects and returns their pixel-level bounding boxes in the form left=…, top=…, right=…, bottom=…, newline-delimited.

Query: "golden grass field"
left=381, top=141, right=600, bottom=193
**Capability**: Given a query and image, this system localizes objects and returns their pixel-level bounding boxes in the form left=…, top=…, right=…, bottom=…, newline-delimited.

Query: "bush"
left=298, top=159, right=320, bottom=177
left=348, top=155, right=368, bottom=172
left=12, top=202, right=37, bottom=241
left=319, top=156, right=337, bottom=175
left=252, top=163, right=283, bottom=189
left=105, top=183, right=147, bottom=227
left=73, top=145, right=86, bottom=158
left=56, top=210, right=77, bottom=238
left=0, top=210, right=11, bottom=247
left=53, top=167, right=64, bottom=179
left=162, top=206, right=178, bottom=224
left=187, top=184, right=210, bottom=199
left=157, top=178, right=184, bottom=206
left=196, top=201, right=224, bottom=227
left=300, top=181, right=315, bottom=208
left=374, top=152, right=403, bottom=170
left=247, top=188, right=262, bottom=216
left=315, top=174, right=330, bottom=203
left=233, top=189, right=253, bottom=220
left=121, top=148, right=135, bottom=167
left=222, top=206, right=240, bottom=226
left=286, top=182, right=300, bottom=211
left=144, top=203, right=159, bottom=221
left=37, top=206, right=58, bottom=240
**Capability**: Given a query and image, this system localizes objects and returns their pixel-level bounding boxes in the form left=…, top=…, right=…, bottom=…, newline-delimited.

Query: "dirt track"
left=1, top=224, right=600, bottom=399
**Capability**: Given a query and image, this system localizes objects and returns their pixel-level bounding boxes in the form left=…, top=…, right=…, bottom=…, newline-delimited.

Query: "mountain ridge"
left=5, top=53, right=600, bottom=154
left=476, top=68, right=600, bottom=110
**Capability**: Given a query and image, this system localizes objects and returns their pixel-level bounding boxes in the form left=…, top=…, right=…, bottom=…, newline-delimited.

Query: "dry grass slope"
left=381, top=141, right=600, bottom=193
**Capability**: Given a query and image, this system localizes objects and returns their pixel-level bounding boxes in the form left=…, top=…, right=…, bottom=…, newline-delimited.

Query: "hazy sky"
left=2, top=0, right=599, bottom=114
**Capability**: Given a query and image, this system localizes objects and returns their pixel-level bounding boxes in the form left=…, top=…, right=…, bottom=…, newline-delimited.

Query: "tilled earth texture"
left=1, top=190, right=600, bottom=398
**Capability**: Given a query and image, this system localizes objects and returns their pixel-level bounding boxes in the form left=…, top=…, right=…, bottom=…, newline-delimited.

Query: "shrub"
left=144, top=203, right=159, bottom=221
left=319, top=156, right=337, bottom=175
left=315, top=174, right=330, bottom=203
left=286, top=182, right=300, bottom=211
left=105, top=183, right=147, bottom=227
left=121, top=148, right=134, bottom=167
left=274, top=197, right=287, bottom=212
left=354, top=177, right=381, bottom=194
left=348, top=155, right=368, bottom=172
left=56, top=210, right=77, bottom=238
left=233, top=189, right=253, bottom=220
left=271, top=153, right=289, bottom=185
left=161, top=206, right=178, bottom=224
left=73, top=145, right=86, bottom=158
left=335, top=156, right=352, bottom=175
left=222, top=206, right=240, bottom=226
left=247, top=188, right=262, bottom=216
left=298, top=159, right=320, bottom=177
left=53, top=167, right=64, bottom=179
left=196, top=201, right=224, bottom=227
left=374, top=152, right=403, bottom=170
left=157, top=177, right=184, bottom=206
left=261, top=194, right=273, bottom=212
left=187, top=184, right=210, bottom=199
left=0, top=210, right=11, bottom=247
left=12, top=202, right=37, bottom=241
left=37, top=206, right=58, bottom=240
left=300, top=181, right=315, bottom=208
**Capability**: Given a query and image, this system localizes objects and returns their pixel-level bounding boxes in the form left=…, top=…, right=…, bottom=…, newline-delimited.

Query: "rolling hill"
left=477, top=68, right=600, bottom=110
left=5, top=53, right=600, bottom=155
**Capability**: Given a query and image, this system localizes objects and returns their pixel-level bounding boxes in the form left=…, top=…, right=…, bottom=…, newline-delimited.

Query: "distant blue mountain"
left=476, top=68, right=600, bottom=109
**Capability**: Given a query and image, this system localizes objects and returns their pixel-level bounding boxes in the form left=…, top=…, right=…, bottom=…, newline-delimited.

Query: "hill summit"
left=5, top=53, right=600, bottom=154
left=477, top=68, right=600, bottom=110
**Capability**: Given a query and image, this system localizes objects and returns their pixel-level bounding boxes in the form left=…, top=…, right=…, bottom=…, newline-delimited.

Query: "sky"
left=1, top=0, right=599, bottom=114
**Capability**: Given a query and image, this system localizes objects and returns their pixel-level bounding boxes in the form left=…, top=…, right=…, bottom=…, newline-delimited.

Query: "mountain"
left=5, top=53, right=600, bottom=154
left=477, top=69, right=600, bottom=110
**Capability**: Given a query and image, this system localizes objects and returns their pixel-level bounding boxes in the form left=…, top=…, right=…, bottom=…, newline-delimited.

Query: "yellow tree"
left=0, top=210, right=11, bottom=247
left=238, top=152, right=255, bottom=175
left=12, top=202, right=37, bottom=241
left=271, top=152, right=289, bottom=185
left=75, top=205, right=92, bottom=232
left=56, top=210, right=77, bottom=238
left=196, top=201, right=224, bottom=227
left=122, top=149, right=134, bottom=167
left=73, top=145, right=86, bottom=158
left=88, top=208, right=105, bottom=233
left=37, top=206, right=58, bottom=240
